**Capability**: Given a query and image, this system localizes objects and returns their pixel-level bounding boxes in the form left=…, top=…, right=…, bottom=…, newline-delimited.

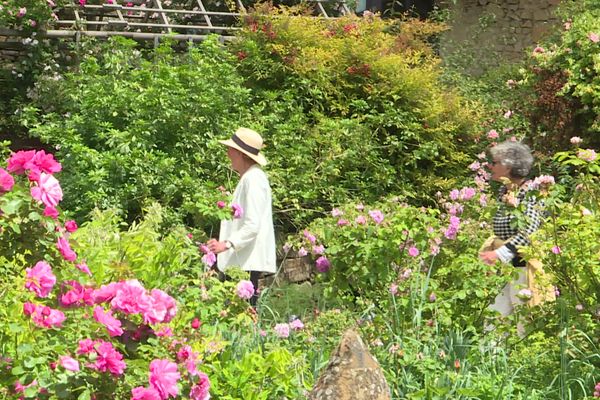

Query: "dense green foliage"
left=17, top=12, right=482, bottom=234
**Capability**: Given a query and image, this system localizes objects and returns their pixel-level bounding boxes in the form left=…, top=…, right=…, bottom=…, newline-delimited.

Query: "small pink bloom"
left=331, top=208, right=343, bottom=217
left=337, top=218, right=349, bottom=226
left=23, top=302, right=36, bottom=315
left=274, top=323, right=290, bottom=338
left=77, top=339, right=96, bottom=355
left=290, top=318, right=304, bottom=330
left=506, top=79, right=516, bottom=88
left=236, top=280, right=255, bottom=300
left=57, top=236, right=77, bottom=261
left=297, top=247, right=307, bottom=257
left=303, top=230, right=316, bottom=243
left=368, top=209, right=384, bottom=224
left=312, top=244, right=325, bottom=255
left=43, top=205, right=59, bottom=219
left=231, top=203, right=243, bottom=219
left=25, top=261, right=56, bottom=298
left=31, top=173, right=63, bottom=207
left=191, top=318, right=201, bottom=329
left=65, top=220, right=78, bottom=232
left=355, top=215, right=366, bottom=225
left=216, top=200, right=226, bottom=209
left=76, top=262, right=92, bottom=276
left=577, top=149, right=597, bottom=162
left=59, top=356, right=80, bottom=372
left=407, top=247, right=419, bottom=257
left=551, top=246, right=561, bottom=254
left=17, top=7, right=27, bottom=17
left=0, top=168, right=14, bottom=193
left=503, top=110, right=513, bottom=119
left=429, top=292, right=437, bottom=302
left=588, top=32, right=600, bottom=43
left=533, top=46, right=545, bottom=54
left=389, top=283, right=398, bottom=296
left=487, top=129, right=499, bottom=139
left=570, top=136, right=582, bottom=145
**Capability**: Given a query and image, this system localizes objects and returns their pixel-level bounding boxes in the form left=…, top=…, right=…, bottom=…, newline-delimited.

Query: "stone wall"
left=440, top=0, right=562, bottom=73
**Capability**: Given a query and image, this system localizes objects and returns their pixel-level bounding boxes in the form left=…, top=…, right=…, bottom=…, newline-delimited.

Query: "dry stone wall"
left=440, top=0, right=562, bottom=73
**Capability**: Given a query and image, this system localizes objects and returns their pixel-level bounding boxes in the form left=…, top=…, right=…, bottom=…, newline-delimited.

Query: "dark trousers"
left=249, top=270, right=261, bottom=306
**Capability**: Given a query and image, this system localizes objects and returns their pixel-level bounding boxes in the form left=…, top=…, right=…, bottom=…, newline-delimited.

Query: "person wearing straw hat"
left=207, top=127, right=276, bottom=306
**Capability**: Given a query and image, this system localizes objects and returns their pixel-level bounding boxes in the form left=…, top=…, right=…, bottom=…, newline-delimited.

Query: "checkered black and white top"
left=493, top=185, right=543, bottom=264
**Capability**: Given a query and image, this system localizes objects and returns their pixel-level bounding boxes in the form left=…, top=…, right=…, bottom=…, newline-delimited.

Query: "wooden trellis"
left=41, top=0, right=353, bottom=42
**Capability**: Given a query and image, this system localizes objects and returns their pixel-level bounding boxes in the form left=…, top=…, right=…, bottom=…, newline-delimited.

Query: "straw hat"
left=219, top=127, right=268, bottom=166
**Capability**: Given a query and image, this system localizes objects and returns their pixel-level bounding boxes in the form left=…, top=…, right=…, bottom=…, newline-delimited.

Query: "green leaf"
left=1, top=198, right=23, bottom=215
left=78, top=389, right=92, bottom=400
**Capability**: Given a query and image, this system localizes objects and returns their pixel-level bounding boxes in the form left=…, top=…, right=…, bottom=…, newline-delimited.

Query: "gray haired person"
left=479, top=141, right=546, bottom=316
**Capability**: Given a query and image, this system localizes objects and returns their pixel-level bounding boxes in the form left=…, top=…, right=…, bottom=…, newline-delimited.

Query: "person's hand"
left=207, top=238, right=227, bottom=254
left=479, top=250, right=498, bottom=265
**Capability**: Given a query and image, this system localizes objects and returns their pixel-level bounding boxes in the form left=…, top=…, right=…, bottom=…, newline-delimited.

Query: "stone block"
left=309, top=330, right=391, bottom=400
left=282, top=256, right=312, bottom=283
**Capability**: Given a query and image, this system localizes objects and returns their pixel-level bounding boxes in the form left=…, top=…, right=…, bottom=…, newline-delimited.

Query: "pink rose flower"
left=551, top=246, right=561, bottom=254
left=31, top=150, right=62, bottom=174
left=149, top=359, right=180, bottom=399
left=132, top=387, right=161, bottom=400
left=25, top=261, right=56, bottom=298
left=59, top=356, right=80, bottom=372
left=315, top=256, right=331, bottom=273
left=0, top=168, right=15, bottom=193
left=588, top=32, right=600, bottom=43
left=368, top=210, right=384, bottom=224
left=216, top=200, right=226, bottom=209
left=43, top=205, right=59, bottom=219
left=31, top=173, right=63, bottom=207
left=30, top=305, right=66, bottom=328
left=64, top=220, right=78, bottom=232
left=189, top=372, right=211, bottom=400
left=236, top=280, right=255, bottom=300
left=7, top=150, right=36, bottom=174
left=389, top=283, right=398, bottom=296
left=92, top=341, right=126, bottom=376
left=93, top=306, right=124, bottom=337
left=57, top=236, right=77, bottom=262
left=191, top=318, right=201, bottom=329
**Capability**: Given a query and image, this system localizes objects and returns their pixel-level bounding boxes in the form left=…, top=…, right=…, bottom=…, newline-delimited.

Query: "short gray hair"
left=488, top=141, right=533, bottom=179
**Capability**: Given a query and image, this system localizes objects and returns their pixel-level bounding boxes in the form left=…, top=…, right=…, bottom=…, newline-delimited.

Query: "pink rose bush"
left=2, top=150, right=216, bottom=399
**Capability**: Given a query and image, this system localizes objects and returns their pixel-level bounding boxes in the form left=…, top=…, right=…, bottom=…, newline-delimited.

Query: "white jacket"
left=217, top=165, right=277, bottom=273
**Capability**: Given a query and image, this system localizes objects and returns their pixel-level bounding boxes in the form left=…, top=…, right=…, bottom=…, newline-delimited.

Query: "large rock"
left=308, top=330, right=391, bottom=400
